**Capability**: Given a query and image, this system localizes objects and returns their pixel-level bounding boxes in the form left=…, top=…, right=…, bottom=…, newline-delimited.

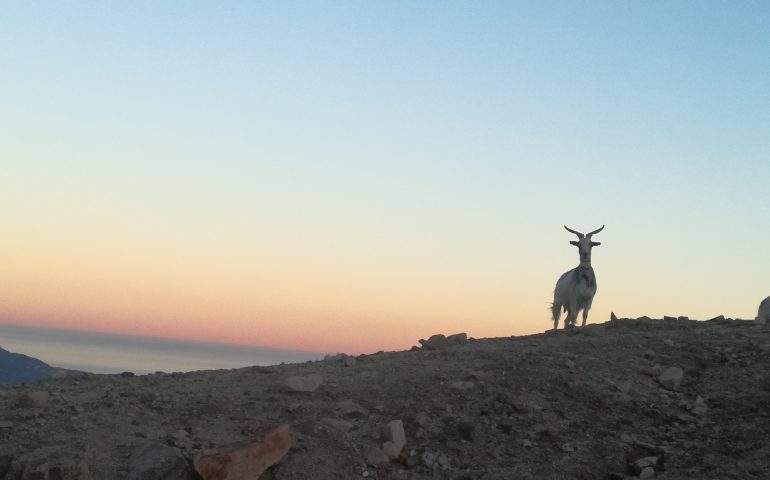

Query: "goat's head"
left=564, top=225, right=604, bottom=266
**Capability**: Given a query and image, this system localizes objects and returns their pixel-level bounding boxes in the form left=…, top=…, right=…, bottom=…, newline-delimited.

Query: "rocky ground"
left=2, top=315, right=770, bottom=480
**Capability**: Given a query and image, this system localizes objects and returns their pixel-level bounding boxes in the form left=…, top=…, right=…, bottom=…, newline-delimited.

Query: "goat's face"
left=564, top=225, right=603, bottom=266
left=570, top=237, right=600, bottom=265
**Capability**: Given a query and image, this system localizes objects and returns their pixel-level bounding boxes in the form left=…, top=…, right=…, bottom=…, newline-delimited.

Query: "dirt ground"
left=2, top=316, right=769, bottom=479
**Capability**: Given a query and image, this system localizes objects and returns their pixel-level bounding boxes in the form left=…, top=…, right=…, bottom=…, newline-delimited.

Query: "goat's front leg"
left=581, top=308, right=589, bottom=327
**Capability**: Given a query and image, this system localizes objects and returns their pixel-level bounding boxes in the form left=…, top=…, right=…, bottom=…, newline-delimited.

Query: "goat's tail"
left=550, top=301, right=562, bottom=322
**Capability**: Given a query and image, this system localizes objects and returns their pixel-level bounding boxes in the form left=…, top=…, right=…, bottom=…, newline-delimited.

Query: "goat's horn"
left=563, top=225, right=584, bottom=238
left=586, top=225, right=605, bottom=238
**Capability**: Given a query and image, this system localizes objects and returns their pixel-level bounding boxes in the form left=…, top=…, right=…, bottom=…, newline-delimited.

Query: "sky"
left=1, top=1, right=768, bottom=355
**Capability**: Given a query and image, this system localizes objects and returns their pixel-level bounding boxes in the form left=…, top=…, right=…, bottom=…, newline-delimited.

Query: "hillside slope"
left=1, top=316, right=769, bottom=479
left=0, top=347, right=57, bottom=385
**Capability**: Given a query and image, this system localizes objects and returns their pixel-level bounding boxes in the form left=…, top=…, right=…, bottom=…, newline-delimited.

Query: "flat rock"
left=386, top=420, right=406, bottom=452
left=658, top=367, right=684, bottom=391
left=285, top=374, right=323, bottom=392
left=194, top=424, right=291, bottom=480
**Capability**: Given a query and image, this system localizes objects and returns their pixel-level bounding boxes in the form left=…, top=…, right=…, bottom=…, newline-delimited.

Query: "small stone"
left=663, top=339, right=675, bottom=347
left=564, top=359, right=576, bottom=369
left=414, top=412, right=429, bottom=426
left=344, top=356, right=357, bottom=367
left=639, top=466, right=655, bottom=479
left=643, top=349, right=656, bottom=360
left=561, top=443, right=575, bottom=452
left=678, top=316, right=689, bottom=321
left=658, top=367, right=684, bottom=391
left=285, top=374, right=323, bottom=392
left=615, top=381, right=631, bottom=394
left=194, top=424, right=291, bottom=480
left=364, top=446, right=389, bottom=466
left=337, top=399, right=368, bottom=417
left=663, top=316, right=676, bottom=322
left=619, top=433, right=633, bottom=444
left=634, top=456, right=658, bottom=470
left=692, top=396, right=708, bottom=416
left=610, top=312, right=619, bottom=322
left=382, top=441, right=400, bottom=459
left=420, top=449, right=438, bottom=468
left=321, top=418, right=355, bottom=432
left=437, top=455, right=450, bottom=466
left=521, top=439, right=533, bottom=448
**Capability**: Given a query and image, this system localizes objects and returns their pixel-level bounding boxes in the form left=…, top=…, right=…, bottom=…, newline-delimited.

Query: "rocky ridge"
left=1, top=316, right=769, bottom=479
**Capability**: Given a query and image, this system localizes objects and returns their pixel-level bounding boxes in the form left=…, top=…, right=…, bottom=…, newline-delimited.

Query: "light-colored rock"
left=663, top=339, right=675, bottom=347
left=194, top=424, right=292, bottom=480
left=658, top=367, right=684, bottom=391
left=344, top=356, right=357, bottom=367
left=421, top=449, right=438, bottom=467
left=382, top=441, right=400, bottom=459
left=634, top=456, right=658, bottom=470
left=337, top=399, right=368, bottom=417
left=643, top=349, right=656, bottom=360
left=418, top=334, right=446, bottom=350
left=564, top=359, right=576, bottom=369
left=364, top=446, right=389, bottom=466
left=321, top=418, right=355, bottom=432
left=521, top=439, right=533, bottom=448
left=285, top=374, right=323, bottom=392
left=386, top=420, right=406, bottom=452
left=639, top=466, right=655, bottom=478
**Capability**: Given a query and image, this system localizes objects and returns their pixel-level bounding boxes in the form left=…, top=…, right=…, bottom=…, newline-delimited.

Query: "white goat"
left=551, top=225, right=604, bottom=329
left=757, top=296, right=770, bottom=324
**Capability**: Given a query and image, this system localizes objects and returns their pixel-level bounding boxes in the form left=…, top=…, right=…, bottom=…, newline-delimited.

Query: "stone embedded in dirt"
left=692, top=396, right=708, bottom=416
left=421, top=449, right=438, bottom=467
left=564, top=359, right=576, bottom=369
left=382, top=441, right=400, bottom=459
left=658, top=367, right=684, bottom=391
left=633, top=456, right=659, bottom=472
left=128, top=442, right=193, bottom=480
left=414, top=411, right=429, bottom=427
left=639, top=466, right=655, bottom=478
left=364, top=446, right=389, bottom=466
left=344, top=356, right=357, bottom=367
left=321, top=418, right=354, bottom=432
left=194, top=424, right=291, bottom=480
left=663, top=316, right=676, bottom=322
left=663, top=339, right=675, bottom=347
left=336, top=399, right=367, bottom=417
left=285, top=374, right=323, bottom=392
left=678, top=316, right=689, bottom=321
left=643, top=349, right=656, bottom=360
left=386, top=420, right=406, bottom=452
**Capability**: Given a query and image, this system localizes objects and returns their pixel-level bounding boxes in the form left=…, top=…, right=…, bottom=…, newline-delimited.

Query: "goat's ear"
left=570, top=241, right=579, bottom=246
left=591, top=241, right=601, bottom=247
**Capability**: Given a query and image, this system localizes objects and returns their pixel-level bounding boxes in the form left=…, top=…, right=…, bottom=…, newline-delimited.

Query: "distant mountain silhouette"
left=0, top=346, right=83, bottom=384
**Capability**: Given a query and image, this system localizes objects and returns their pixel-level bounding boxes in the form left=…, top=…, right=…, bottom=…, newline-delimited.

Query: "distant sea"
left=0, top=323, right=326, bottom=375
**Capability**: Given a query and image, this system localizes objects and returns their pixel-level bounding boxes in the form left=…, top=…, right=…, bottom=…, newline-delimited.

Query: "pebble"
left=285, top=374, right=324, bottom=392
left=658, top=367, right=684, bottom=391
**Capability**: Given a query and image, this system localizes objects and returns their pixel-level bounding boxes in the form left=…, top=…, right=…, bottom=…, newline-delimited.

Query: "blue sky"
left=1, top=2, right=768, bottom=352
